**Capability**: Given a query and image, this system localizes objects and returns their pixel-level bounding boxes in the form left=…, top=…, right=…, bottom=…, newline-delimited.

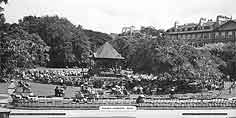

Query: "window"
left=197, top=33, right=201, bottom=38
left=215, top=32, right=219, bottom=38
left=209, top=33, right=212, bottom=39
left=189, top=34, right=192, bottom=39
left=176, top=35, right=178, bottom=39
left=228, top=31, right=232, bottom=38
left=178, top=35, right=181, bottom=39
left=200, top=33, right=203, bottom=38
left=222, top=32, right=225, bottom=38
left=204, top=33, right=209, bottom=39
left=219, top=32, right=222, bottom=38
left=204, top=26, right=210, bottom=29
left=187, top=34, right=191, bottom=39
left=225, top=32, right=228, bottom=38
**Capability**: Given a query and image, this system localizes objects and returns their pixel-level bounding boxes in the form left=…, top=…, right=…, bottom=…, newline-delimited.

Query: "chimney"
left=174, top=21, right=179, bottom=29
left=216, top=15, right=220, bottom=26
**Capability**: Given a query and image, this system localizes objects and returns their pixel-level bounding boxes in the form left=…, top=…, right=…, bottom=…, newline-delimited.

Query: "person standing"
left=229, top=81, right=236, bottom=94
left=133, top=86, right=138, bottom=94
left=139, top=86, right=143, bottom=94
left=8, top=80, right=16, bottom=103
left=169, top=87, right=175, bottom=98
left=60, top=87, right=65, bottom=97
left=8, top=80, right=16, bottom=95
left=226, top=75, right=230, bottom=81
left=54, top=86, right=59, bottom=97
left=60, top=78, right=64, bottom=86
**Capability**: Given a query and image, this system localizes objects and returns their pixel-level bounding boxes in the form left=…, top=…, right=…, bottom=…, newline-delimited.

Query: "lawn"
left=0, top=83, right=8, bottom=94
left=0, top=96, right=7, bottom=100
left=0, top=82, right=80, bottom=98
left=29, top=82, right=80, bottom=98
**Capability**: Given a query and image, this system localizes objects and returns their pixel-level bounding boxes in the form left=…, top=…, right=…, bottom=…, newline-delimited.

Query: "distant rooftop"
left=167, top=15, right=234, bottom=32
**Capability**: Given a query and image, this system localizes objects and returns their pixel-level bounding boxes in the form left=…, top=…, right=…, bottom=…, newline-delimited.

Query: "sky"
left=2, top=0, right=236, bottom=33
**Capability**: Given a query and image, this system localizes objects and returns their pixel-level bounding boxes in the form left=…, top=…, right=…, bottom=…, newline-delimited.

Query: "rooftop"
left=167, top=15, right=234, bottom=33
left=94, top=42, right=124, bottom=60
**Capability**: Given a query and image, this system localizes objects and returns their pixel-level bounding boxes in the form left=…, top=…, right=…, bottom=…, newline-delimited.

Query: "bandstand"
left=89, top=42, right=125, bottom=81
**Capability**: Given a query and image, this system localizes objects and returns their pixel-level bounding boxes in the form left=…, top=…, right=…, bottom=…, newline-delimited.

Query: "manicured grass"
left=0, top=83, right=8, bottom=94
left=29, top=82, right=80, bottom=98
left=0, top=96, right=7, bottom=99
left=0, top=82, right=80, bottom=98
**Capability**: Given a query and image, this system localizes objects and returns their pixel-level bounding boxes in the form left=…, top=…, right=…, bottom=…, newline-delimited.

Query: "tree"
left=0, top=0, right=7, bottom=25
left=0, top=24, right=49, bottom=78
left=84, top=29, right=112, bottom=52
left=72, top=26, right=91, bottom=67
left=0, top=0, right=7, bottom=3
left=113, top=29, right=224, bottom=87
left=19, top=16, right=90, bottom=67
left=110, top=36, right=136, bottom=68
left=0, top=0, right=49, bottom=78
left=203, top=42, right=236, bottom=80
left=111, top=26, right=166, bottom=69
left=140, top=26, right=165, bottom=38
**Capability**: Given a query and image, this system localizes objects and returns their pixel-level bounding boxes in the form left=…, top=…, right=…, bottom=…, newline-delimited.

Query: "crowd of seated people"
left=21, top=69, right=88, bottom=86
left=123, top=74, right=225, bottom=96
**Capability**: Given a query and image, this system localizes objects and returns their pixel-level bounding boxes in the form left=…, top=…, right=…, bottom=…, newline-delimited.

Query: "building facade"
left=166, top=15, right=236, bottom=46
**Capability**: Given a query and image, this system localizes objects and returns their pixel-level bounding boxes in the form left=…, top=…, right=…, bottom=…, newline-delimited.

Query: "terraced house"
left=166, top=15, right=236, bottom=46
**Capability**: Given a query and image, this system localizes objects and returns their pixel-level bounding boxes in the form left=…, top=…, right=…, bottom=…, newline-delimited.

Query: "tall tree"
left=19, top=16, right=90, bottom=67
left=84, top=29, right=112, bottom=52
left=0, top=24, right=49, bottom=78
left=203, top=43, right=236, bottom=80
left=110, top=36, right=136, bottom=68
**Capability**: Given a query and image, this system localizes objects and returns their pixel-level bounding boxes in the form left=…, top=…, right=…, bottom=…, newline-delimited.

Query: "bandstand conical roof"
left=94, top=42, right=124, bottom=60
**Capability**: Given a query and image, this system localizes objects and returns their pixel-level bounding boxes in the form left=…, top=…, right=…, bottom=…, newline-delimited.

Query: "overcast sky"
left=2, top=0, right=236, bottom=33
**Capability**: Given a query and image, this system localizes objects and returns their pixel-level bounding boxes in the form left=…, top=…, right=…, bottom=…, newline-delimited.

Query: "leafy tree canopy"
left=19, top=15, right=90, bottom=67
left=0, top=23, right=49, bottom=77
left=112, top=32, right=224, bottom=84
left=201, top=42, right=236, bottom=79
left=84, top=29, right=112, bottom=52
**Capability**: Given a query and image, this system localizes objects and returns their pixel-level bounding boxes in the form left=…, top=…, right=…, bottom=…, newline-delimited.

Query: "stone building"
left=166, top=15, right=236, bottom=46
